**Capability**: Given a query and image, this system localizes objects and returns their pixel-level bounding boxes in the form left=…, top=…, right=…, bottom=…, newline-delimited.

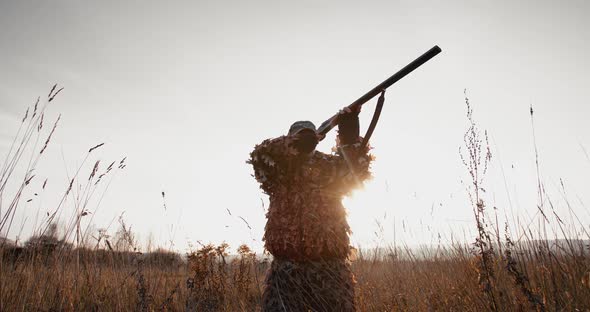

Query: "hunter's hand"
left=338, top=105, right=361, bottom=119
left=337, top=106, right=360, bottom=145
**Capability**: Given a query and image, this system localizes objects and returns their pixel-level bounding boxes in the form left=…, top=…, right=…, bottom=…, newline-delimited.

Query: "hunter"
left=248, top=106, right=372, bottom=311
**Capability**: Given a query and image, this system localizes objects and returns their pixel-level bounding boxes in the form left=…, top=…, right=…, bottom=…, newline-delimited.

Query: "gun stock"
left=317, top=45, right=442, bottom=138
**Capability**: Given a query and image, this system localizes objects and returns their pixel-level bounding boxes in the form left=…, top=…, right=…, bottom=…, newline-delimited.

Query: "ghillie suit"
left=249, top=112, right=372, bottom=312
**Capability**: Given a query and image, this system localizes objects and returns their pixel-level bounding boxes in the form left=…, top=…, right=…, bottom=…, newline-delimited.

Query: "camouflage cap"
left=288, top=120, right=317, bottom=136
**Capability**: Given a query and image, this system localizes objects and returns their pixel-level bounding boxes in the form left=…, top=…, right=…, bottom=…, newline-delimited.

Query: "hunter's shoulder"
left=255, top=135, right=290, bottom=147
left=250, top=135, right=297, bottom=159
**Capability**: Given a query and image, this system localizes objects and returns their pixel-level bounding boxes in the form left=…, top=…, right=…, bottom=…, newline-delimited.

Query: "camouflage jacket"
left=248, top=135, right=372, bottom=261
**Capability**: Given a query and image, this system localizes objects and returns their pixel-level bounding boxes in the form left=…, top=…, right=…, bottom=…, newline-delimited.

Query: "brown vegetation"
left=2, top=238, right=589, bottom=311
left=1, top=87, right=589, bottom=311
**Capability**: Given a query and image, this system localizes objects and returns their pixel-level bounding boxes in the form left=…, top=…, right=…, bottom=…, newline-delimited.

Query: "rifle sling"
left=361, top=90, right=385, bottom=149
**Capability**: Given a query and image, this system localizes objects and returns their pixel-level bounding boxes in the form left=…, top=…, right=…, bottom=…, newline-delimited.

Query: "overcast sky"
left=1, top=0, right=589, bottom=252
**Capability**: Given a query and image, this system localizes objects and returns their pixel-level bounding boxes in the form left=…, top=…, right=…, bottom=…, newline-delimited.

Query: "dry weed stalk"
left=504, top=224, right=545, bottom=311
left=460, top=90, right=498, bottom=311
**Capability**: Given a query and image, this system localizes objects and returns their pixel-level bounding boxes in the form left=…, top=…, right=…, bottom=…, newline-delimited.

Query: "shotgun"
left=317, top=45, right=442, bottom=139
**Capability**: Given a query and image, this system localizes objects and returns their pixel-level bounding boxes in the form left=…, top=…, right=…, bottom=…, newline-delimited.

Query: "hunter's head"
left=288, top=120, right=319, bottom=155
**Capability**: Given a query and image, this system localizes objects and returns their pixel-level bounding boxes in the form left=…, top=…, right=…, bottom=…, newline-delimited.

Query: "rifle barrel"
left=317, top=45, right=442, bottom=136
left=351, top=45, right=441, bottom=108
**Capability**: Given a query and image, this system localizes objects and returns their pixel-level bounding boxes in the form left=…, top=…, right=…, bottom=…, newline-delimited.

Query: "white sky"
left=1, top=0, right=589, bottom=253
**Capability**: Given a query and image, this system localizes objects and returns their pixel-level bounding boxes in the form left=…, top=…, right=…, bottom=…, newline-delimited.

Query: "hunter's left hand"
left=337, top=106, right=361, bottom=145
left=338, top=106, right=361, bottom=117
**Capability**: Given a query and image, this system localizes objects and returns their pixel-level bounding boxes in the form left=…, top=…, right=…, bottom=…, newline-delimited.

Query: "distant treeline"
left=1, top=237, right=184, bottom=269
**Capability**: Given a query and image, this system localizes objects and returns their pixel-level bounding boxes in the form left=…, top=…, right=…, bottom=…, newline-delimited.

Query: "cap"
left=288, top=120, right=317, bottom=136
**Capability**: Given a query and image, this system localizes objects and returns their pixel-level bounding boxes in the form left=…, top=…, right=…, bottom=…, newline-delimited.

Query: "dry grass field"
left=1, top=88, right=589, bottom=311
left=2, top=238, right=589, bottom=311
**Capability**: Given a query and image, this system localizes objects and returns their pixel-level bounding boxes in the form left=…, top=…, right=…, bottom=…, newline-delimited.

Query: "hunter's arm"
left=328, top=140, right=373, bottom=195
left=248, top=135, right=297, bottom=195
left=324, top=110, right=373, bottom=195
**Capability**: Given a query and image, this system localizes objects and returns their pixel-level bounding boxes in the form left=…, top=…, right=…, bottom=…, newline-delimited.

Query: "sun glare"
left=343, top=177, right=394, bottom=247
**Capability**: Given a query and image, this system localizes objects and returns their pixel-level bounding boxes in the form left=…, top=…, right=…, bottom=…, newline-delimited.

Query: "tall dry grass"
left=0, top=87, right=589, bottom=311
